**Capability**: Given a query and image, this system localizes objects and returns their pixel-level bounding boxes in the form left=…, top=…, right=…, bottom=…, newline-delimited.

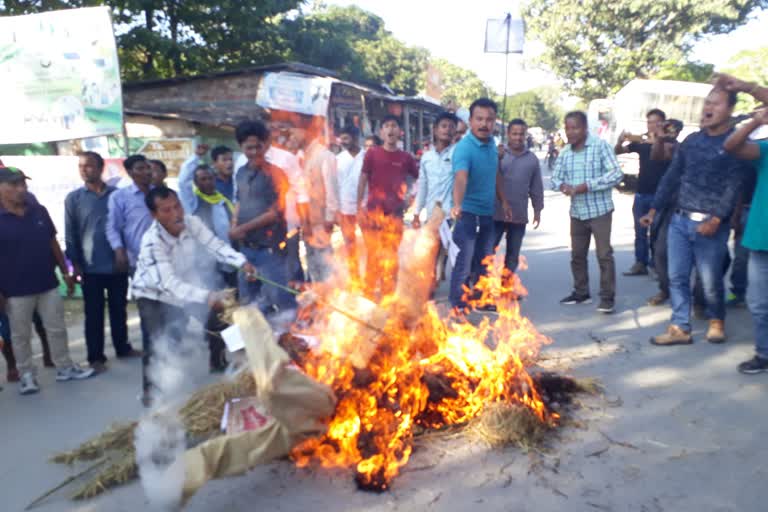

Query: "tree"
left=497, top=91, right=561, bottom=131
left=722, top=46, right=768, bottom=113
left=429, top=58, right=493, bottom=109
left=524, top=0, right=768, bottom=101
left=653, top=60, right=715, bottom=83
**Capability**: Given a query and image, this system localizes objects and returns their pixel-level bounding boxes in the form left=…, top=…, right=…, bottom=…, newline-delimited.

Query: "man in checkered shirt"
left=551, top=111, right=624, bottom=314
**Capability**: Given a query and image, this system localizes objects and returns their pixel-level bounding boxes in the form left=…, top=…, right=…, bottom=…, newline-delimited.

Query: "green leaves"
left=524, top=0, right=767, bottom=100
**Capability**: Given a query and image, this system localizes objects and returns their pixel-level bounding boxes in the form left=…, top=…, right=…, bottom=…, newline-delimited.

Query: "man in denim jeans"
left=717, top=73, right=768, bottom=372
left=229, top=120, right=296, bottom=314
left=449, top=98, right=512, bottom=312
left=641, top=87, right=748, bottom=346
left=615, top=108, right=669, bottom=277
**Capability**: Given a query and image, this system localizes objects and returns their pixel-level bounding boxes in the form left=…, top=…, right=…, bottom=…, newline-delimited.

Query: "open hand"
left=532, top=212, right=541, bottom=230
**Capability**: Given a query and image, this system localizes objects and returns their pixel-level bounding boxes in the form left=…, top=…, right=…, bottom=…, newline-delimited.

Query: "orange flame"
left=289, top=212, right=555, bottom=491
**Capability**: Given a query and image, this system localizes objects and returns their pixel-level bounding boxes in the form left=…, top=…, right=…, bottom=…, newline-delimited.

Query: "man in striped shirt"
left=551, top=111, right=624, bottom=314
left=131, top=187, right=256, bottom=405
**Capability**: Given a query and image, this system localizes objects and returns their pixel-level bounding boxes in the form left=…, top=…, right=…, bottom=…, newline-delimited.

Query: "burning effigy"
left=40, top=207, right=596, bottom=508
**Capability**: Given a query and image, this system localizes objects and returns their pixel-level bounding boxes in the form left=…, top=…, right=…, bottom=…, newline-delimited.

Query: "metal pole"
left=500, top=13, right=511, bottom=127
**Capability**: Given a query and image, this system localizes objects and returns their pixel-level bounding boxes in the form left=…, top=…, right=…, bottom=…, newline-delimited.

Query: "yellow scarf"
left=194, top=186, right=234, bottom=214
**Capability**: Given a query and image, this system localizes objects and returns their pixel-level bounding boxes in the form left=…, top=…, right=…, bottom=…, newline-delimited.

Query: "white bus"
left=588, top=79, right=713, bottom=178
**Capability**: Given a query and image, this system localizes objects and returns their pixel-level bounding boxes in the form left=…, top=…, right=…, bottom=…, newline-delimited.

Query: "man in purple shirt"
left=0, top=167, right=96, bottom=394
left=106, top=155, right=153, bottom=272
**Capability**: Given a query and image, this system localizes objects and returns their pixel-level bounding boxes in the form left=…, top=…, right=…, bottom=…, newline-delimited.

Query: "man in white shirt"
left=336, top=126, right=365, bottom=280
left=302, top=124, right=339, bottom=282
left=132, top=186, right=256, bottom=405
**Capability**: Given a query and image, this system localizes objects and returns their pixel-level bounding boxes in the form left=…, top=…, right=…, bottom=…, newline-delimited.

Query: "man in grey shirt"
left=493, top=118, right=544, bottom=277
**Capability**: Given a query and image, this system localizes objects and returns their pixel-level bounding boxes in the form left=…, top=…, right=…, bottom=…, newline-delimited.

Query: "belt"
left=242, top=241, right=274, bottom=252
left=674, top=208, right=709, bottom=222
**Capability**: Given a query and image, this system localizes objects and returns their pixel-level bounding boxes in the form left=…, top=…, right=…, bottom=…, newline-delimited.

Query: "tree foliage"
left=524, top=0, right=768, bottom=101
left=722, top=46, right=768, bottom=113
left=429, top=58, right=493, bottom=109
left=653, top=60, right=715, bottom=83
left=497, top=90, right=561, bottom=131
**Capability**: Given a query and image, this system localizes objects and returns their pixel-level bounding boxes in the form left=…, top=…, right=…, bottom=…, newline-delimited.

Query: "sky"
left=325, top=0, right=768, bottom=96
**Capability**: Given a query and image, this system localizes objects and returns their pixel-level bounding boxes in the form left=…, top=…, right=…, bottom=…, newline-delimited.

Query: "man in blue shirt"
left=106, top=154, right=154, bottom=271
left=641, top=88, right=747, bottom=346
left=65, top=152, right=140, bottom=373
left=449, top=98, right=511, bottom=311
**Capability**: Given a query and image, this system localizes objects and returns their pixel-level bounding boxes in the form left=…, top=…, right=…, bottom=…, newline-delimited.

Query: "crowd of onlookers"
left=0, top=72, right=766, bottom=402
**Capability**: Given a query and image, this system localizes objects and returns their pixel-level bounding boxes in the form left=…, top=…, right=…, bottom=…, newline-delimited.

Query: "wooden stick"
left=25, top=458, right=108, bottom=510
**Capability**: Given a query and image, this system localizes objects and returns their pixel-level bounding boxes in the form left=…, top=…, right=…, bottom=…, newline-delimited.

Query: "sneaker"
left=706, top=320, right=726, bottom=344
left=560, top=292, right=592, bottom=305
left=56, top=365, right=96, bottom=381
left=597, top=300, right=615, bottom=314
left=650, top=325, right=693, bottom=346
left=622, top=263, right=648, bottom=276
left=738, top=355, right=768, bottom=374
left=19, top=372, right=40, bottom=395
left=725, top=293, right=745, bottom=308
left=647, top=291, right=669, bottom=306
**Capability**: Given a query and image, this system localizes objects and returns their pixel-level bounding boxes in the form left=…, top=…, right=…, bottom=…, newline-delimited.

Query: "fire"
left=289, top=210, right=555, bottom=491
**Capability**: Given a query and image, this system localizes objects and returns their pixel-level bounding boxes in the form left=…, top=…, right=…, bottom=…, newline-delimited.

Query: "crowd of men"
left=0, top=72, right=766, bottom=402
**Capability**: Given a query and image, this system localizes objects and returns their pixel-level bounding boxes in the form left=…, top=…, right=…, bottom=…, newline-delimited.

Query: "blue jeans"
left=632, top=193, right=655, bottom=266
left=450, top=213, right=495, bottom=308
left=239, top=246, right=296, bottom=313
left=668, top=213, right=730, bottom=331
left=493, top=221, right=527, bottom=274
left=748, top=251, right=768, bottom=358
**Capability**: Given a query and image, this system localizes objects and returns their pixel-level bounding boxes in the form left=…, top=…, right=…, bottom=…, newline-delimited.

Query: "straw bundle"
left=469, top=403, right=549, bottom=450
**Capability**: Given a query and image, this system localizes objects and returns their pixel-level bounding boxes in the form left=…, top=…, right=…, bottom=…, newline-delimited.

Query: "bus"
left=588, top=79, right=712, bottom=180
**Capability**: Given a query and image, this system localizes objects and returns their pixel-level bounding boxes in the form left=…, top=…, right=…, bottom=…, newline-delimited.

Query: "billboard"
left=0, top=7, right=123, bottom=144
left=256, top=72, right=333, bottom=117
left=484, top=15, right=525, bottom=54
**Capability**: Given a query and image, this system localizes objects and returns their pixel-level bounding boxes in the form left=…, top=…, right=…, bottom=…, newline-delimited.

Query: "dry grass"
left=469, top=403, right=550, bottom=451
left=71, top=451, right=138, bottom=500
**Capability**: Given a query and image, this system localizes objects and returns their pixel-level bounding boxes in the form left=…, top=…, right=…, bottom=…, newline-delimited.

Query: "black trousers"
left=81, top=273, right=131, bottom=364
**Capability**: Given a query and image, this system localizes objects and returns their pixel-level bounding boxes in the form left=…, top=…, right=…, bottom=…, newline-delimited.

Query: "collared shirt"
left=452, top=131, right=498, bottom=216
left=551, top=135, right=624, bottom=220
left=64, top=185, right=117, bottom=275
left=0, top=198, right=58, bottom=297
left=131, top=215, right=246, bottom=306
left=415, top=144, right=455, bottom=218
left=653, top=129, right=748, bottom=220
left=303, top=140, right=339, bottom=224
left=494, top=148, right=544, bottom=223
left=106, top=183, right=153, bottom=266
left=743, top=141, right=768, bottom=251
left=265, top=146, right=308, bottom=232
left=336, top=148, right=365, bottom=215
left=235, top=162, right=288, bottom=249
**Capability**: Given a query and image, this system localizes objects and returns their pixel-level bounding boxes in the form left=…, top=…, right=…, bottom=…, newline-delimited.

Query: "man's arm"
left=142, top=236, right=213, bottom=305
left=188, top=216, right=248, bottom=268
left=614, top=133, right=631, bottom=155
left=63, top=193, right=83, bottom=276
left=51, top=238, right=75, bottom=296
left=723, top=109, right=767, bottom=161
left=357, top=150, right=373, bottom=216
left=413, top=157, right=428, bottom=224
left=714, top=74, right=768, bottom=105
left=178, top=154, right=202, bottom=213
left=583, top=141, right=624, bottom=192
left=452, top=170, right=468, bottom=218
left=322, top=154, right=339, bottom=223
left=105, top=191, right=124, bottom=251
left=550, top=150, right=566, bottom=191
left=530, top=161, right=544, bottom=226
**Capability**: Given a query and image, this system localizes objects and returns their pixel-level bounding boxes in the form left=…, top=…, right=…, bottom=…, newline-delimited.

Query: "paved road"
left=2, top=186, right=763, bottom=512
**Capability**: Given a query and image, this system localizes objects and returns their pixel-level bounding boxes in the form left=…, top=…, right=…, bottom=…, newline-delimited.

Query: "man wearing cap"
left=0, top=167, right=96, bottom=394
